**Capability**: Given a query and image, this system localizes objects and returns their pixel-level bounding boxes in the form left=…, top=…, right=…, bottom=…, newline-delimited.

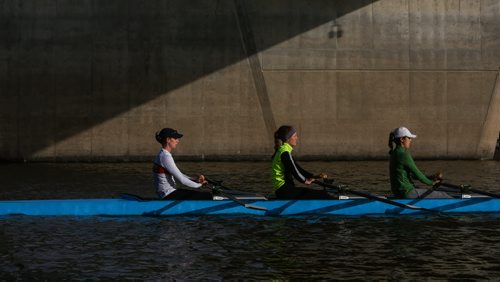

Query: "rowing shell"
left=1, top=196, right=499, bottom=216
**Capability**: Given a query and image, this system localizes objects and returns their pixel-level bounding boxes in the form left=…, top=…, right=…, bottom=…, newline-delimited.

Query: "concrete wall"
left=1, top=0, right=499, bottom=161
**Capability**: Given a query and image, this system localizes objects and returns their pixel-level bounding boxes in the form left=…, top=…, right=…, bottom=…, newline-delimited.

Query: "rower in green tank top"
left=388, top=127, right=451, bottom=199
left=271, top=125, right=333, bottom=199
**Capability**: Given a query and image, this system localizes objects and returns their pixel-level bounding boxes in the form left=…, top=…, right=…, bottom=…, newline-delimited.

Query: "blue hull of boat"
left=1, top=197, right=499, bottom=216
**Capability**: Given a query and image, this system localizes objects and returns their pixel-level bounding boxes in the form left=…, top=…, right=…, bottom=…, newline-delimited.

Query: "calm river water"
left=1, top=160, right=499, bottom=280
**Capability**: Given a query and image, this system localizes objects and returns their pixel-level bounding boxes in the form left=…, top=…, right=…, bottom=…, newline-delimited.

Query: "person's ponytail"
left=271, top=131, right=283, bottom=159
left=388, top=131, right=396, bottom=154
left=271, top=125, right=295, bottom=158
left=155, top=131, right=163, bottom=144
left=274, top=134, right=283, bottom=152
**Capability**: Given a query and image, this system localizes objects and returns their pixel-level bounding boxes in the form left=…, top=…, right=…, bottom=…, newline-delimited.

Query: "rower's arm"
left=161, top=155, right=202, bottom=188
left=281, top=151, right=313, bottom=183
left=403, top=152, right=433, bottom=186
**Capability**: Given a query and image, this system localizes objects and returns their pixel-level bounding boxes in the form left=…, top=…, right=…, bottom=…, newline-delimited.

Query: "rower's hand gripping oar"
left=205, top=178, right=267, bottom=211
left=438, top=182, right=500, bottom=199
left=314, top=180, right=438, bottom=213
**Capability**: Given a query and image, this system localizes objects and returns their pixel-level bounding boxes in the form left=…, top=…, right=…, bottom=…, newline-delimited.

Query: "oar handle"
left=441, top=182, right=467, bottom=189
left=205, top=178, right=229, bottom=194
left=313, top=180, right=348, bottom=193
left=440, top=182, right=472, bottom=193
left=206, top=178, right=223, bottom=187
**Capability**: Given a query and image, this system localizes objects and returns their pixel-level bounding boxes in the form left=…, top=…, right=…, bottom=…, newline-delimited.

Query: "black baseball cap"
left=155, top=128, right=183, bottom=143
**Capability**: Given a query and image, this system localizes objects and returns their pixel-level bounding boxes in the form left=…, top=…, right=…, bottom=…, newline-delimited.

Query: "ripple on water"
left=1, top=161, right=500, bottom=279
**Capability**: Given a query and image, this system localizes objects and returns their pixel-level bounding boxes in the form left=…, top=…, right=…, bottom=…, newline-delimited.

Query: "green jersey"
left=389, top=145, right=433, bottom=198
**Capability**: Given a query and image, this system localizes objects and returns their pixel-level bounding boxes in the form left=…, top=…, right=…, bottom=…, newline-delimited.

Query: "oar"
left=119, top=193, right=147, bottom=201
left=439, top=182, right=500, bottom=199
left=314, top=180, right=438, bottom=213
left=205, top=178, right=268, bottom=211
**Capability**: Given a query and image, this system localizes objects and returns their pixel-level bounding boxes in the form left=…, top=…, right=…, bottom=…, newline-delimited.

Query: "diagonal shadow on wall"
left=0, top=0, right=375, bottom=160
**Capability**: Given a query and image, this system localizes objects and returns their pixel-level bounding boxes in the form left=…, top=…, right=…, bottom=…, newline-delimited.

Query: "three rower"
left=152, top=125, right=452, bottom=200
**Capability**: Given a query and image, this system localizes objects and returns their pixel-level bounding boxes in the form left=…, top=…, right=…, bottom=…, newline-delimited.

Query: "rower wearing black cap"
left=152, top=128, right=212, bottom=200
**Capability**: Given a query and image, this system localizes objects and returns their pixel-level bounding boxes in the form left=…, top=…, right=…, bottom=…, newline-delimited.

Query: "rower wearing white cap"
left=388, top=127, right=451, bottom=198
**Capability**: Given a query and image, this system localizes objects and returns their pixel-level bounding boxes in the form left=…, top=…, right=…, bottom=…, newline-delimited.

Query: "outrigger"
left=1, top=181, right=499, bottom=217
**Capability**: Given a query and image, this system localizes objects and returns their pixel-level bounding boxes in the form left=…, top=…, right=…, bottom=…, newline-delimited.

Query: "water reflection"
left=1, top=214, right=500, bottom=280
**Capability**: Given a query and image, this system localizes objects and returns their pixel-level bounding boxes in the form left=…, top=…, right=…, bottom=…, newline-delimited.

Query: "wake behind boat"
left=1, top=193, right=500, bottom=217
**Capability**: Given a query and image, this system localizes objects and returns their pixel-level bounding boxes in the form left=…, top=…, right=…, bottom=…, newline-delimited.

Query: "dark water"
left=1, top=161, right=500, bottom=280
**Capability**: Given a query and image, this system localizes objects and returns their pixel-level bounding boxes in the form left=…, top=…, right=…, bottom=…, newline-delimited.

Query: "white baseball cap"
left=393, top=127, right=417, bottom=138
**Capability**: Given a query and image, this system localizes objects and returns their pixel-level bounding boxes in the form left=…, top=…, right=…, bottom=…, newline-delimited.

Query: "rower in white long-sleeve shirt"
left=152, top=128, right=212, bottom=200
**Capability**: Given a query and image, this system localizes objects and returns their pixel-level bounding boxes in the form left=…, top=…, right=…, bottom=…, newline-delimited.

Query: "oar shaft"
left=206, top=178, right=268, bottom=211
left=441, top=183, right=500, bottom=199
left=440, top=183, right=462, bottom=190
left=315, top=180, right=437, bottom=212
left=119, top=193, right=147, bottom=201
